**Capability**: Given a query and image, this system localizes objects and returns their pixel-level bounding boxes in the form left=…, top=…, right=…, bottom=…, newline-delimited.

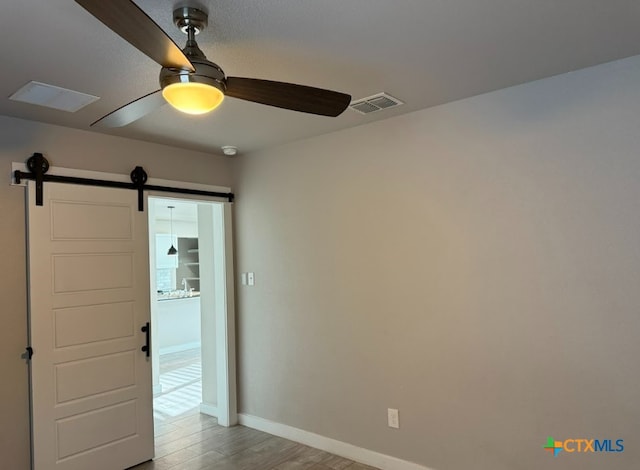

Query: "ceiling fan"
left=75, top=0, right=352, bottom=128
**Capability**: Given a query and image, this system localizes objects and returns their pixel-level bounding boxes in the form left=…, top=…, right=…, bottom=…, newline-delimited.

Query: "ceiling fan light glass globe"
left=162, top=82, right=224, bottom=115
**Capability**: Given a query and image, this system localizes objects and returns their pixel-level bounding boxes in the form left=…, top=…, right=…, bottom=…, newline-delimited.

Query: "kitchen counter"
left=155, top=295, right=201, bottom=355
left=157, top=291, right=200, bottom=301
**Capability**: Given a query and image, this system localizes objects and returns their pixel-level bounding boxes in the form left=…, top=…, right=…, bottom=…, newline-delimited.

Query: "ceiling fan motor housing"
left=159, top=58, right=227, bottom=93
left=160, top=7, right=226, bottom=93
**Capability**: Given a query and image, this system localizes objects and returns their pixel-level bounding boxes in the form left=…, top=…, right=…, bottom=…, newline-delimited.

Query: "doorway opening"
left=148, top=195, right=237, bottom=432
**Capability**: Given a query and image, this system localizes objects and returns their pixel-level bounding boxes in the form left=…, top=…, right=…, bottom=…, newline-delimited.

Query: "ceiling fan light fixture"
left=162, top=82, right=224, bottom=115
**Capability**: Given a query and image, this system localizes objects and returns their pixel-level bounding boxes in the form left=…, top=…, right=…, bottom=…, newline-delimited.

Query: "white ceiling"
left=2, top=0, right=640, bottom=156
left=152, top=198, right=198, bottom=222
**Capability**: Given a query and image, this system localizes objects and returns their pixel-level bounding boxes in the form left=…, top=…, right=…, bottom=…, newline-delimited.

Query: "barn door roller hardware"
left=14, top=153, right=234, bottom=211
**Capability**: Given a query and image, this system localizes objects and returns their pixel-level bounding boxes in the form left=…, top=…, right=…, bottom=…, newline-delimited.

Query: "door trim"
left=148, top=193, right=237, bottom=426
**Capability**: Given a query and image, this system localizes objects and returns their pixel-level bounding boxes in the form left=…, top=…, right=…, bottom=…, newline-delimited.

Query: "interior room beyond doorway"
left=148, top=197, right=219, bottom=425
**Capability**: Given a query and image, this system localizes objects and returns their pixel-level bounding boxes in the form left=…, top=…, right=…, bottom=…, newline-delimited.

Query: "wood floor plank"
left=318, top=454, right=356, bottom=470
left=344, top=464, right=380, bottom=470
left=165, top=449, right=227, bottom=470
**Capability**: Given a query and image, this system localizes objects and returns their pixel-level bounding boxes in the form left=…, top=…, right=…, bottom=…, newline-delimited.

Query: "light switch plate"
left=388, top=408, right=399, bottom=429
left=247, top=272, right=255, bottom=286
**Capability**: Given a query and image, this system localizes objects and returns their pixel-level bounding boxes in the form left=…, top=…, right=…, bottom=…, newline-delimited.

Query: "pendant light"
left=167, top=206, right=178, bottom=255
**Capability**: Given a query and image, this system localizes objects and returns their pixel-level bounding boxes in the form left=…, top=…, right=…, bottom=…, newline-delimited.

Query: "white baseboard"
left=237, top=413, right=433, bottom=470
left=200, top=403, right=218, bottom=418
left=159, top=341, right=201, bottom=356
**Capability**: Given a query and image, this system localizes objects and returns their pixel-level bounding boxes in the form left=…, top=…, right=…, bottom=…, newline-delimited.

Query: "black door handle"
left=141, top=322, right=150, bottom=357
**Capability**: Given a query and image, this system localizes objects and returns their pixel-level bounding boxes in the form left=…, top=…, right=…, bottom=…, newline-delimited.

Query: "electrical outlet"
left=388, top=408, right=399, bottom=429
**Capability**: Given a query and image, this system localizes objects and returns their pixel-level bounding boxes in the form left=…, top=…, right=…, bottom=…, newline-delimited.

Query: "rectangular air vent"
left=349, top=92, right=404, bottom=115
left=9, top=81, right=99, bottom=112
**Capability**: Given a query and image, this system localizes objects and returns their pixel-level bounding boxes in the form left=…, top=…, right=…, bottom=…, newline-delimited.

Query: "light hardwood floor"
left=130, top=409, right=378, bottom=470
left=130, top=349, right=379, bottom=470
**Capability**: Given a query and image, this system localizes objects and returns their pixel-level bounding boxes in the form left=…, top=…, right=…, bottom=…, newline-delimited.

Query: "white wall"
left=0, top=116, right=233, bottom=469
left=155, top=220, right=198, bottom=238
left=233, top=55, right=640, bottom=470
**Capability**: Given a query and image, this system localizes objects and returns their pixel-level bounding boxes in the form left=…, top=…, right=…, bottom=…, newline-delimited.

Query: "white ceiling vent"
left=9, top=81, right=99, bottom=112
left=349, top=92, right=404, bottom=115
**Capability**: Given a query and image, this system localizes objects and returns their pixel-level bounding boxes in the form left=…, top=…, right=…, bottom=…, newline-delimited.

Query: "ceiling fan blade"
left=91, top=90, right=166, bottom=128
left=225, top=77, right=351, bottom=117
left=75, top=0, right=194, bottom=71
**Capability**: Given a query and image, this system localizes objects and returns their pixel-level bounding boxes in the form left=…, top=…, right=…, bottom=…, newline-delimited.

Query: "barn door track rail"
left=14, top=153, right=234, bottom=211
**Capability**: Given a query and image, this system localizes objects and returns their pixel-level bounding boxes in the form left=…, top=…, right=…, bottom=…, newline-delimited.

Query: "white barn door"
left=27, top=182, right=154, bottom=470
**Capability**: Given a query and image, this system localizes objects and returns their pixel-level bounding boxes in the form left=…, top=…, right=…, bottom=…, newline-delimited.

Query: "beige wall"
left=0, top=116, right=233, bottom=469
left=233, top=56, right=640, bottom=469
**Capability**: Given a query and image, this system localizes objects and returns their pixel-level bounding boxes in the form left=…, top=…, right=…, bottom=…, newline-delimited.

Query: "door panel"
left=53, top=302, right=135, bottom=348
left=52, top=253, right=134, bottom=292
left=55, top=351, right=136, bottom=402
left=51, top=200, right=133, bottom=240
left=28, top=182, right=154, bottom=470
left=56, top=400, right=138, bottom=460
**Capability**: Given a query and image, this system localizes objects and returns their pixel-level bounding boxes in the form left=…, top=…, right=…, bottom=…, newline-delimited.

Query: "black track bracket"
left=14, top=153, right=234, bottom=210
